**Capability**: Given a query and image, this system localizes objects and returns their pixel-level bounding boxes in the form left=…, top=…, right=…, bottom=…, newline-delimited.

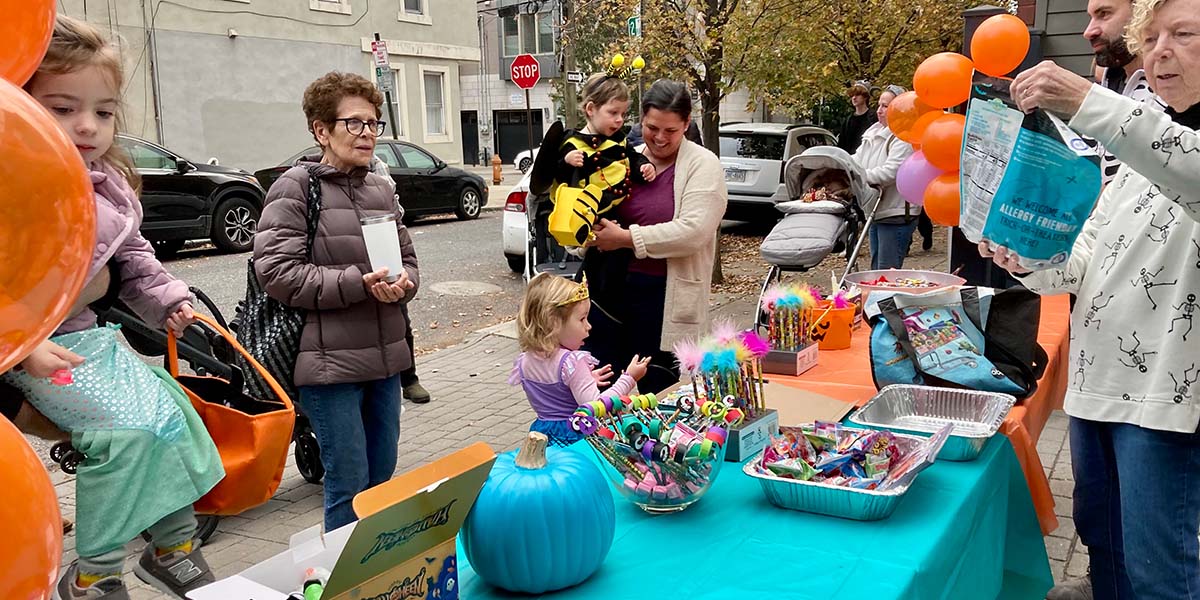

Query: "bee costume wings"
left=529, top=120, right=652, bottom=247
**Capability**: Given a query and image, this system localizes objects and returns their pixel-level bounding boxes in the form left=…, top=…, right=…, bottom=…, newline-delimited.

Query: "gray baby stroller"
left=756, top=146, right=880, bottom=328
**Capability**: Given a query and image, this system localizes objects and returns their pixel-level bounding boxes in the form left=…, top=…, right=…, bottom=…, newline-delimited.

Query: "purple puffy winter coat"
left=58, top=162, right=191, bottom=334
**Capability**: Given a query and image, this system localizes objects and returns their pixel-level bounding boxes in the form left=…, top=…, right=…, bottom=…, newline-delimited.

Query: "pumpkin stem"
left=514, top=432, right=549, bottom=469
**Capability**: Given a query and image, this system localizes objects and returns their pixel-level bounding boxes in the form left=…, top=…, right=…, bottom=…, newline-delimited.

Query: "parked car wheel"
left=152, top=239, right=185, bottom=258
left=455, top=186, right=483, bottom=220
left=505, top=253, right=524, bottom=273
left=211, top=196, right=260, bottom=252
left=518, top=157, right=533, bottom=173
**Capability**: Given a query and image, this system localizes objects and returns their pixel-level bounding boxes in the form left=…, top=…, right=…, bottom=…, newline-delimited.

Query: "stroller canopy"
left=783, top=146, right=878, bottom=212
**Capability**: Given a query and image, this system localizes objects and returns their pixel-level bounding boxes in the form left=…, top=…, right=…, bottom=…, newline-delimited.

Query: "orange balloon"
left=913, top=52, right=975, bottom=109
left=921, top=113, right=967, bottom=172
left=0, top=0, right=55, bottom=85
left=924, top=172, right=962, bottom=227
left=0, top=79, right=94, bottom=373
left=907, top=111, right=944, bottom=147
left=971, top=14, right=1031, bottom=78
left=0, top=416, right=63, bottom=599
left=888, top=91, right=938, bottom=143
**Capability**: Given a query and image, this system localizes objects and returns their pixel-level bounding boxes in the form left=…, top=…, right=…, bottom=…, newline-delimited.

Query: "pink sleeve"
left=562, top=351, right=636, bottom=406
left=508, top=354, right=523, bottom=386
left=115, top=225, right=192, bottom=328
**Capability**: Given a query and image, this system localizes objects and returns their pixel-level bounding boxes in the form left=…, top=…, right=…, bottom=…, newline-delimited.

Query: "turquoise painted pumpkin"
left=462, top=433, right=614, bottom=593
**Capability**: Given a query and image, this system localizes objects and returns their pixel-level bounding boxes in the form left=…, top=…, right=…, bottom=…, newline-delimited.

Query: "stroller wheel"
left=196, top=515, right=221, bottom=544
left=50, top=441, right=72, bottom=463
left=141, top=514, right=221, bottom=544
left=757, top=265, right=783, bottom=333
left=60, top=450, right=84, bottom=475
left=295, top=431, right=325, bottom=485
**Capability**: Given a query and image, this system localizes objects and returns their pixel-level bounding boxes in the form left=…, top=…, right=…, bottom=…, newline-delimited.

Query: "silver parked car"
left=719, top=123, right=837, bottom=220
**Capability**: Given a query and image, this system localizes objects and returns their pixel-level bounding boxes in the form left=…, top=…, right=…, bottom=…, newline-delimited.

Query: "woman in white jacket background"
left=852, top=85, right=916, bottom=270
left=982, top=0, right=1200, bottom=596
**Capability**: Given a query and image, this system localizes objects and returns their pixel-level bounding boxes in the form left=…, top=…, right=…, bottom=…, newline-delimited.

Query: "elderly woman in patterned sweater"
left=981, top=0, right=1200, bottom=597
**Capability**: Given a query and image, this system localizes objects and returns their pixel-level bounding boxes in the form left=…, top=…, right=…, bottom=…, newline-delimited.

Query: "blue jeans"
left=1070, top=417, right=1200, bottom=599
left=869, top=220, right=919, bottom=270
left=297, top=374, right=402, bottom=531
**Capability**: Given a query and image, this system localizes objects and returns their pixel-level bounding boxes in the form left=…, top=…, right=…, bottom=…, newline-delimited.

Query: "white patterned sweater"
left=1019, top=85, right=1200, bottom=433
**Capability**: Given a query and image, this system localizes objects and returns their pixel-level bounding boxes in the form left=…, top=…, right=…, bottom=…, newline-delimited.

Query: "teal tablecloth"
left=457, top=435, right=1052, bottom=599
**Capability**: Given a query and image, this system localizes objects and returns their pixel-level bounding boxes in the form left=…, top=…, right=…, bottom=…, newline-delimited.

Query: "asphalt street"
left=162, top=209, right=525, bottom=353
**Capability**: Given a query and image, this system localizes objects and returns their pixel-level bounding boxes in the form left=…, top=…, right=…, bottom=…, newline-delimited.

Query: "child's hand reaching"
left=20, top=340, right=84, bottom=379
left=640, top=163, right=656, bottom=182
left=165, top=302, right=196, bottom=338
left=625, top=354, right=651, bottom=381
left=591, top=363, right=614, bottom=389
left=565, top=150, right=585, bottom=168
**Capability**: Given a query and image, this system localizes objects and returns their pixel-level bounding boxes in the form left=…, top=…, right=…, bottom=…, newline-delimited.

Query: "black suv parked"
left=117, top=135, right=266, bottom=256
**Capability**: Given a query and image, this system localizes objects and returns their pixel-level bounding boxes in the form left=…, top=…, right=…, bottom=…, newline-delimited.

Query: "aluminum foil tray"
left=849, top=385, right=1016, bottom=461
left=743, top=428, right=929, bottom=521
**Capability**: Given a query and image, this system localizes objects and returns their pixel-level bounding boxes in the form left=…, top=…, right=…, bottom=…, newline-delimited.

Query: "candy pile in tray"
left=863, top=275, right=941, bottom=288
left=752, top=422, right=952, bottom=492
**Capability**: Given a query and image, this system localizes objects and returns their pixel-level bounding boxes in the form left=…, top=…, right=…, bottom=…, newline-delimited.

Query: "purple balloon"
left=896, top=151, right=943, bottom=206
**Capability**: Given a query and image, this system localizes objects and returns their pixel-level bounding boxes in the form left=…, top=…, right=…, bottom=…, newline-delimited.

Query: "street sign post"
left=370, top=39, right=389, bottom=67
left=373, top=34, right=399, bottom=140
left=510, top=54, right=541, bottom=164
left=374, top=66, right=394, bottom=93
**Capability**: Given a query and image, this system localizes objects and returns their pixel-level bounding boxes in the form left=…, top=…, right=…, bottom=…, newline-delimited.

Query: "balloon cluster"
left=1, top=3, right=96, bottom=598
left=891, top=14, right=1030, bottom=227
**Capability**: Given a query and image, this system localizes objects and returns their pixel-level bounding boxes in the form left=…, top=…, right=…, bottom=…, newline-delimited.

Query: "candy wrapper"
left=766, top=457, right=817, bottom=481
left=757, top=423, right=948, bottom=492
left=879, top=424, right=953, bottom=491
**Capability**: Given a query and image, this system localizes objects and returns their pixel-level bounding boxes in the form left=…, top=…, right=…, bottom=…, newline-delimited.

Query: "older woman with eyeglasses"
left=254, top=71, right=419, bottom=531
left=982, top=0, right=1200, bottom=596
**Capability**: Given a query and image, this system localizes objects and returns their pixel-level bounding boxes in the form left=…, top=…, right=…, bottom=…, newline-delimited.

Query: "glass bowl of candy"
left=570, top=393, right=732, bottom=514
left=843, top=269, right=966, bottom=297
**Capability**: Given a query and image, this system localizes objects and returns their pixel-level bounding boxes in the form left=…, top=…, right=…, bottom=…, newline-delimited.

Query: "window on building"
left=538, top=12, right=554, bottom=54
left=423, top=72, right=445, bottom=136
left=384, top=68, right=404, bottom=138
left=503, top=12, right=555, bottom=56
left=502, top=14, right=520, bottom=56
left=520, top=15, right=537, bottom=55
left=403, top=0, right=423, bottom=14
left=309, top=0, right=351, bottom=15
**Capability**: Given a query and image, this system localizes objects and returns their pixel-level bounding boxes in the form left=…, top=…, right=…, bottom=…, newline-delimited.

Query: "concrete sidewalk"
left=51, top=289, right=1083, bottom=598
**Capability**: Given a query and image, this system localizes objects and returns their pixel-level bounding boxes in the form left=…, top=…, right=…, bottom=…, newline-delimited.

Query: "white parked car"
left=719, top=123, right=836, bottom=220
left=514, top=148, right=539, bottom=173
left=501, top=170, right=532, bottom=273
left=500, top=169, right=581, bottom=280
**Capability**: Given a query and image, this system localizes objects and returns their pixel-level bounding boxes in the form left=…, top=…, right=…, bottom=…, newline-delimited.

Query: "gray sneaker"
left=132, top=544, right=215, bottom=599
left=54, top=563, right=130, bottom=600
left=1045, top=575, right=1093, bottom=600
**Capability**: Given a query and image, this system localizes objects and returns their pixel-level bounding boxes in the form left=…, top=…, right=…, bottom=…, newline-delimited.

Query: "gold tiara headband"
left=555, top=276, right=590, bottom=307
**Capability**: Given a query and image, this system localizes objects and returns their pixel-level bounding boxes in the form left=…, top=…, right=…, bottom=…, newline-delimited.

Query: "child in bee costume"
left=529, top=55, right=656, bottom=248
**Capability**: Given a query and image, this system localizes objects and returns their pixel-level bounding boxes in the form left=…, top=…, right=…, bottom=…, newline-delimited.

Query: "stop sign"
left=510, top=54, right=541, bottom=89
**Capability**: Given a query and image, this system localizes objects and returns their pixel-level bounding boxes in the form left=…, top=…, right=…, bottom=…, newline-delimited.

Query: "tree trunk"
left=700, top=80, right=724, bottom=285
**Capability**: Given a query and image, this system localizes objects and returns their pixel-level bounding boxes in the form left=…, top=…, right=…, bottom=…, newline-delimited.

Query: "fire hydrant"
left=491, top=154, right=503, bottom=185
